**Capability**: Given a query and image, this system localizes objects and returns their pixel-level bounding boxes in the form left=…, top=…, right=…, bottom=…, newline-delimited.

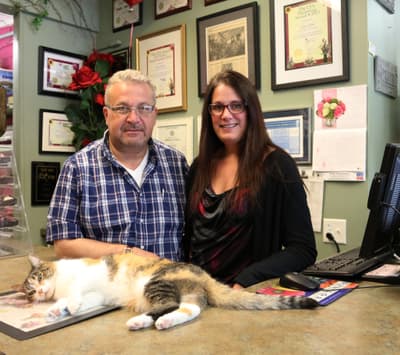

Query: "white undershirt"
left=124, top=149, right=149, bottom=187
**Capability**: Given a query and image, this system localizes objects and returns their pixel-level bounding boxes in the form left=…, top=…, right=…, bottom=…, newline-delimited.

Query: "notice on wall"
left=312, top=85, right=367, bottom=181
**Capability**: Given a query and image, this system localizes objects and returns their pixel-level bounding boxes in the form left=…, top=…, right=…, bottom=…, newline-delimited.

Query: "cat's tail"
left=205, top=278, right=318, bottom=310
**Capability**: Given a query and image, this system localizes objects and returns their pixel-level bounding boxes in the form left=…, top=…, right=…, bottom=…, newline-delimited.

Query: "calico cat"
left=22, top=254, right=318, bottom=330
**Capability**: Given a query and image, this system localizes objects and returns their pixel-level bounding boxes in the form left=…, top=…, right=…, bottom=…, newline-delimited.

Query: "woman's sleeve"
left=234, top=153, right=317, bottom=287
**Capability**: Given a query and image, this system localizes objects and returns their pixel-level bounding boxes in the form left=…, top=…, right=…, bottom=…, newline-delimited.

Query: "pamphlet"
left=257, top=278, right=358, bottom=306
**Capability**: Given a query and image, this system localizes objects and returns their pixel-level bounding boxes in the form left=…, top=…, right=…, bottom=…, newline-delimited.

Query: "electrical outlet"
left=323, top=218, right=347, bottom=244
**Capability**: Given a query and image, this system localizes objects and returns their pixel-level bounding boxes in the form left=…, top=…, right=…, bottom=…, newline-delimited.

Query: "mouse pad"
left=257, top=278, right=358, bottom=306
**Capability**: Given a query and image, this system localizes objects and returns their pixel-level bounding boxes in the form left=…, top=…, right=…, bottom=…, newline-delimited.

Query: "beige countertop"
left=0, top=247, right=399, bottom=355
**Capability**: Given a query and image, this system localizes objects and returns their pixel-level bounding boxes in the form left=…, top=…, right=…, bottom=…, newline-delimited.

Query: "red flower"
left=86, top=51, right=115, bottom=69
left=124, top=0, right=143, bottom=7
left=94, top=93, right=105, bottom=106
left=69, top=65, right=102, bottom=90
left=81, top=138, right=92, bottom=147
left=65, top=49, right=118, bottom=150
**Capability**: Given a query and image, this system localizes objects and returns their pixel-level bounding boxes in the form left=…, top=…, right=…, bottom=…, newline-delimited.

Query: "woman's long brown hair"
left=188, top=70, right=278, bottom=213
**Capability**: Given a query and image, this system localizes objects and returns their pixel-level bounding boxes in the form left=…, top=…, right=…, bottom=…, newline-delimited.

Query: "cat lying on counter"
left=21, top=254, right=318, bottom=330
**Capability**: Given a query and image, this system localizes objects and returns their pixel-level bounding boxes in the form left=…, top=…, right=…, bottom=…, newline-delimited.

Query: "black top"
left=189, top=186, right=253, bottom=284
left=185, top=149, right=317, bottom=287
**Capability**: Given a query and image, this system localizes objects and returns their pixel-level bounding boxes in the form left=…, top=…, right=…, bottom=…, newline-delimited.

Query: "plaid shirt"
left=46, top=134, right=188, bottom=261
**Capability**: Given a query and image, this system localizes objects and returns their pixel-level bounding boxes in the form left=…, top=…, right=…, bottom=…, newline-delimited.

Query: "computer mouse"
left=279, top=272, right=320, bottom=291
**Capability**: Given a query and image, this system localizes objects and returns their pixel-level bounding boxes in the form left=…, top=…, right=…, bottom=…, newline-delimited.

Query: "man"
left=46, top=69, right=188, bottom=260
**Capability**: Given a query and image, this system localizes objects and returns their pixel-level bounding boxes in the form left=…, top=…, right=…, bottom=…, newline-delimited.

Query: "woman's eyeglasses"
left=208, top=101, right=247, bottom=116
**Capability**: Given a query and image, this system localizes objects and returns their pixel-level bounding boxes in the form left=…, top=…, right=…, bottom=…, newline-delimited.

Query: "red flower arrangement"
left=65, top=50, right=122, bottom=150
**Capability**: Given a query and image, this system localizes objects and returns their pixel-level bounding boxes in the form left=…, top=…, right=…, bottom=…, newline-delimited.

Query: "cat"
left=21, top=254, right=318, bottom=330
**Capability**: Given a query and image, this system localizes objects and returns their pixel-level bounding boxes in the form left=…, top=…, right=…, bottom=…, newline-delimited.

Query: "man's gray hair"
left=105, top=69, right=156, bottom=105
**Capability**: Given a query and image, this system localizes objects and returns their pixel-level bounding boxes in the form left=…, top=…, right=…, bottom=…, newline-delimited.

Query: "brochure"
left=257, top=278, right=358, bottom=306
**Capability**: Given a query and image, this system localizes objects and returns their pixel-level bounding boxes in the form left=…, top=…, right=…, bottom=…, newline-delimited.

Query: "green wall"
left=4, top=0, right=400, bottom=261
left=98, top=1, right=374, bottom=259
left=0, top=0, right=98, bottom=246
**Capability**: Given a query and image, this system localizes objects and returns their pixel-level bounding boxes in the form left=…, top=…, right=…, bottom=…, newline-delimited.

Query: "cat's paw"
left=155, top=304, right=201, bottom=330
left=155, top=314, right=177, bottom=330
left=47, top=298, right=70, bottom=320
left=126, top=314, right=154, bottom=330
left=66, top=299, right=81, bottom=315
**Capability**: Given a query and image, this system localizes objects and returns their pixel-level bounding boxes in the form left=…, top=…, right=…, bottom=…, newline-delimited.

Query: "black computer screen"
left=360, top=143, right=400, bottom=258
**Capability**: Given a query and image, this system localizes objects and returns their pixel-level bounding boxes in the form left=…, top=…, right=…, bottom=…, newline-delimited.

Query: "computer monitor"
left=360, top=143, right=400, bottom=258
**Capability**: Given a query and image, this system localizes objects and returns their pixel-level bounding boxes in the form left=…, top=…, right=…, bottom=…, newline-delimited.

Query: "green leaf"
left=95, top=60, right=110, bottom=78
left=65, top=104, right=85, bottom=124
left=81, top=87, right=93, bottom=101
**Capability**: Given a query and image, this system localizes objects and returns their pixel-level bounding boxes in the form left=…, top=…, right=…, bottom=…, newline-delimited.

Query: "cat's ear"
left=28, top=255, right=42, bottom=268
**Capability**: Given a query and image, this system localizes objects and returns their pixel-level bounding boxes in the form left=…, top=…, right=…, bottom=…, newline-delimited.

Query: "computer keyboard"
left=303, top=247, right=379, bottom=277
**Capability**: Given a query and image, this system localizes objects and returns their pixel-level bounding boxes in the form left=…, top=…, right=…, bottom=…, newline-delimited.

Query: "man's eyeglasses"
left=208, top=101, right=247, bottom=116
left=107, top=104, right=155, bottom=117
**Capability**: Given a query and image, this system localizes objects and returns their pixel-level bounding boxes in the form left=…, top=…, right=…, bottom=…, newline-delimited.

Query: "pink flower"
left=316, top=97, right=346, bottom=120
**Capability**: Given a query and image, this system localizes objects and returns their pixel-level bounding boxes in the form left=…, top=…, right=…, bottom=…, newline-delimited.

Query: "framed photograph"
left=31, top=161, right=61, bottom=206
left=110, top=47, right=129, bottom=70
left=270, top=0, right=349, bottom=90
left=205, top=0, right=227, bottom=5
left=136, top=25, right=187, bottom=113
left=155, top=0, right=192, bottom=19
left=112, top=0, right=142, bottom=32
left=39, top=109, right=75, bottom=154
left=153, top=117, right=194, bottom=163
left=197, top=2, right=260, bottom=96
left=38, top=46, right=85, bottom=98
left=0, top=291, right=119, bottom=340
left=264, top=108, right=311, bottom=165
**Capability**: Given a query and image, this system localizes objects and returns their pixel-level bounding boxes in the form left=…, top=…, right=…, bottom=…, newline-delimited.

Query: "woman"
left=184, top=70, right=317, bottom=288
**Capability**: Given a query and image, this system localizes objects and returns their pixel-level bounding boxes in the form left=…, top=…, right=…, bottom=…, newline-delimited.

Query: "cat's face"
left=22, top=256, right=56, bottom=302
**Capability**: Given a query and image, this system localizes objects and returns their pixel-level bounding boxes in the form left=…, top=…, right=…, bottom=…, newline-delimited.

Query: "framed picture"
left=38, top=46, right=85, bottom=98
left=205, top=0, right=227, bottom=5
left=112, top=0, right=142, bottom=32
left=39, top=109, right=75, bottom=154
left=270, top=0, right=349, bottom=90
left=31, top=161, right=61, bottom=206
left=263, top=108, right=311, bottom=165
left=110, top=47, right=129, bottom=70
left=153, top=117, right=194, bottom=163
left=136, top=25, right=187, bottom=113
left=0, top=291, right=119, bottom=340
left=196, top=2, right=260, bottom=96
left=155, top=0, right=192, bottom=19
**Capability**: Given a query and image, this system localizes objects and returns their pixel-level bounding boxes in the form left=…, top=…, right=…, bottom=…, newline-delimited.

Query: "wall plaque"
left=31, top=161, right=60, bottom=206
left=374, top=56, right=398, bottom=99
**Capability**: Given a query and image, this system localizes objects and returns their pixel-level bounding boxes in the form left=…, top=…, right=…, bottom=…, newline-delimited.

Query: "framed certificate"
left=37, top=46, right=85, bottom=98
left=136, top=25, right=187, bottom=113
left=270, top=0, right=349, bottom=90
left=39, top=109, right=75, bottom=154
left=264, top=108, right=311, bottom=165
left=153, top=117, right=193, bottom=163
left=155, top=0, right=192, bottom=19
left=112, top=0, right=142, bottom=32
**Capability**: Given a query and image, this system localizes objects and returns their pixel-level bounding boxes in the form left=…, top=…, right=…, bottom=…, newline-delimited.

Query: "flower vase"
left=323, top=118, right=336, bottom=128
